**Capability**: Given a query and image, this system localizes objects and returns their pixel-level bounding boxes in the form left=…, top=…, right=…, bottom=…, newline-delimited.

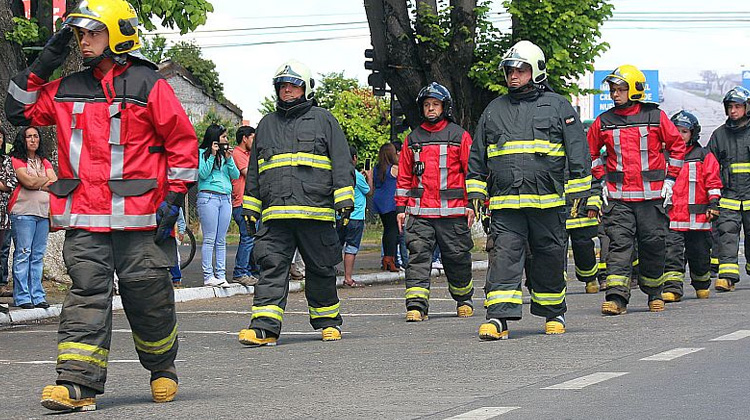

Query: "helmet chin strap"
left=613, top=100, right=635, bottom=110
left=82, top=48, right=126, bottom=68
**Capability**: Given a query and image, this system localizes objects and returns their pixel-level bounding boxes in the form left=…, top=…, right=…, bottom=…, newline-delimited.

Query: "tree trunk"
left=0, top=0, right=27, bottom=138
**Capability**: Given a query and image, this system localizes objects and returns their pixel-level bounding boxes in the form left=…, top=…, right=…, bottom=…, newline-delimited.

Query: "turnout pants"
left=404, top=216, right=474, bottom=313
left=250, top=220, right=342, bottom=336
left=57, top=230, right=178, bottom=393
left=485, top=208, right=567, bottom=320
left=716, top=208, right=750, bottom=284
left=663, top=229, right=712, bottom=296
left=603, top=200, right=668, bottom=304
left=567, top=224, right=599, bottom=283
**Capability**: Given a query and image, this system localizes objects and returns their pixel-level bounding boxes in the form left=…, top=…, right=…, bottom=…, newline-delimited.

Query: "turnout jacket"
left=708, top=121, right=750, bottom=211
left=395, top=119, right=472, bottom=218
left=668, top=145, right=722, bottom=231
left=5, top=60, right=198, bottom=232
left=588, top=102, right=685, bottom=201
left=242, top=101, right=355, bottom=223
left=467, top=90, right=591, bottom=209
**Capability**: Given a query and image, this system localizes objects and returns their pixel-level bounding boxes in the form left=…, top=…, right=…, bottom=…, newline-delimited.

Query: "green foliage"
left=316, top=72, right=360, bottom=110
left=132, top=0, right=214, bottom=35
left=167, top=41, right=224, bottom=100
left=5, top=17, right=41, bottom=45
left=468, top=2, right=512, bottom=94
left=258, top=96, right=276, bottom=117
left=141, top=34, right=168, bottom=63
left=330, top=88, right=391, bottom=161
left=414, top=1, right=453, bottom=51
left=192, top=108, right=237, bottom=143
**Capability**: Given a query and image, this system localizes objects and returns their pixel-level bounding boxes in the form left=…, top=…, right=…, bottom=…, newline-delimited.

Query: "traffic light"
left=365, top=48, right=387, bottom=96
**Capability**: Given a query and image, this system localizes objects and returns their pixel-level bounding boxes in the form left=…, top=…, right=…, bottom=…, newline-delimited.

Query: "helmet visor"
left=604, top=75, right=628, bottom=87
left=65, top=16, right=106, bottom=31
left=501, top=59, right=530, bottom=69
left=274, top=76, right=304, bottom=87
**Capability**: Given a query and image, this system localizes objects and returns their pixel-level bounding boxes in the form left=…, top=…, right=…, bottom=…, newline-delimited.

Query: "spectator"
left=392, top=140, right=409, bottom=270
left=0, top=126, right=16, bottom=302
left=169, top=208, right=186, bottom=288
left=9, top=126, right=57, bottom=309
left=230, top=125, right=259, bottom=286
left=370, top=142, right=400, bottom=272
left=197, top=124, right=240, bottom=288
left=338, top=146, right=370, bottom=287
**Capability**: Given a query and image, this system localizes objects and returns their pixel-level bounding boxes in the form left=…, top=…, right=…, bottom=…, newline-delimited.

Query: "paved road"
left=2, top=269, right=749, bottom=419
left=661, top=86, right=726, bottom=145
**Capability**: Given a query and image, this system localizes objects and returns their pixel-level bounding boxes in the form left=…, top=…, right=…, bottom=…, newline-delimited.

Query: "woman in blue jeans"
left=9, top=126, right=57, bottom=309
left=197, top=124, right=240, bottom=287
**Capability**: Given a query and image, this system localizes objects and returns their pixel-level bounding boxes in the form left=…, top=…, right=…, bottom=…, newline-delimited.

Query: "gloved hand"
left=155, top=192, right=184, bottom=245
left=661, top=178, right=675, bottom=207
left=470, top=198, right=490, bottom=234
left=601, top=180, right=609, bottom=207
left=707, top=198, right=720, bottom=222
left=337, top=207, right=353, bottom=226
left=245, top=215, right=257, bottom=235
left=30, top=26, right=74, bottom=80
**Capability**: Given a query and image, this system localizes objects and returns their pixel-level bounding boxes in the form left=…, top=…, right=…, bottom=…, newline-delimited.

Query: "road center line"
left=445, top=407, right=520, bottom=419
left=710, top=330, right=750, bottom=341
left=640, top=347, right=704, bottom=361
left=542, top=372, right=628, bottom=390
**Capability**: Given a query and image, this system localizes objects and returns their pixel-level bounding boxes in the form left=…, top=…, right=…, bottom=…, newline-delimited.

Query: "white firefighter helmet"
left=500, top=40, right=547, bottom=84
left=273, top=59, right=315, bottom=100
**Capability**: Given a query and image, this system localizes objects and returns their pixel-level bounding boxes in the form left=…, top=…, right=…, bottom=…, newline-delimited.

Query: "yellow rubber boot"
left=585, top=281, right=599, bottom=294
left=545, top=316, right=566, bottom=335
left=41, top=385, right=96, bottom=412
left=648, top=299, right=665, bottom=312
left=601, top=300, right=627, bottom=315
left=238, top=328, right=278, bottom=346
left=696, top=289, right=710, bottom=299
left=457, top=304, right=474, bottom=318
left=406, top=309, right=428, bottom=322
left=479, top=319, right=509, bottom=341
left=715, top=279, right=735, bottom=292
left=151, top=377, right=178, bottom=403
left=661, top=292, right=681, bottom=303
left=321, top=326, right=342, bottom=341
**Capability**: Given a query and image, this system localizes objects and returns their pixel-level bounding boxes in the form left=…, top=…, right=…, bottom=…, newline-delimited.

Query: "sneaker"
left=41, top=385, right=96, bottom=412
left=232, top=275, right=258, bottom=287
left=19, top=302, right=34, bottom=309
left=204, top=277, right=231, bottom=288
left=0, top=284, right=12, bottom=297
left=34, top=301, right=50, bottom=309
left=405, top=309, right=428, bottom=322
left=321, top=326, right=342, bottom=341
left=479, top=318, right=509, bottom=340
left=545, top=315, right=566, bottom=335
left=432, top=260, right=444, bottom=270
left=0, top=303, right=8, bottom=314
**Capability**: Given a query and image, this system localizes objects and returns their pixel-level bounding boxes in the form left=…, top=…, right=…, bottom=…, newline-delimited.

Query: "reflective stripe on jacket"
left=708, top=122, right=750, bottom=209
left=668, top=145, right=722, bottom=231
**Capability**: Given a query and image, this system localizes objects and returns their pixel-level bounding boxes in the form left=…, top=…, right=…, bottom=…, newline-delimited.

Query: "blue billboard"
left=593, top=69, right=660, bottom=117
left=743, top=70, right=750, bottom=90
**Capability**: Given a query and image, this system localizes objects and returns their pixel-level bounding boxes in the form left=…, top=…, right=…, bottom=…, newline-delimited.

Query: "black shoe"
left=0, top=303, right=8, bottom=314
left=35, top=302, right=50, bottom=309
left=19, top=303, right=34, bottom=309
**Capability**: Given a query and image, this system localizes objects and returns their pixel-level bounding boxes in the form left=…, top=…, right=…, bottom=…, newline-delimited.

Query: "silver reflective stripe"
left=611, top=129, right=624, bottom=196
left=608, top=190, right=662, bottom=200
left=414, top=149, right=422, bottom=212
left=688, top=162, right=697, bottom=205
left=639, top=127, right=652, bottom=194
left=8, top=80, right=38, bottom=105
left=69, top=102, right=85, bottom=177
left=52, top=213, right=157, bottom=229
left=111, top=145, right=125, bottom=217
left=669, top=158, right=684, bottom=168
left=439, top=144, right=448, bottom=211
left=708, top=188, right=721, bottom=197
left=591, top=157, right=604, bottom=168
left=670, top=221, right=712, bottom=230
left=395, top=188, right=409, bottom=197
left=108, top=104, right=121, bottom=146
left=168, top=167, right=198, bottom=182
left=406, top=206, right=466, bottom=216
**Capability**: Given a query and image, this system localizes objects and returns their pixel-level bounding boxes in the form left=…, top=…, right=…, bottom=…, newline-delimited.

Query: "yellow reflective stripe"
left=605, top=275, right=629, bottom=287
left=720, top=198, right=741, bottom=210
left=484, top=290, right=523, bottom=307
left=632, top=259, right=639, bottom=267
left=251, top=305, right=285, bottom=322
left=640, top=274, right=664, bottom=287
left=405, top=287, right=430, bottom=300
left=57, top=342, right=109, bottom=368
left=334, top=186, right=354, bottom=205
left=565, top=175, right=592, bottom=195
left=575, top=264, right=598, bottom=278
left=133, top=324, right=178, bottom=355
left=598, top=262, right=607, bottom=270
left=487, top=140, right=565, bottom=157
left=489, top=193, right=565, bottom=209
left=691, top=271, right=711, bottom=282
left=729, top=163, right=750, bottom=173
left=448, top=280, right=474, bottom=296
left=566, top=217, right=598, bottom=229
left=261, top=205, right=335, bottom=222
left=719, top=263, right=739, bottom=275
left=242, top=195, right=262, bottom=213
left=661, top=271, right=684, bottom=283
left=258, top=152, right=332, bottom=173
left=530, top=287, right=566, bottom=306
left=710, top=257, right=719, bottom=265
left=309, top=302, right=340, bottom=319
left=586, top=195, right=602, bottom=209
left=466, top=179, right=488, bottom=196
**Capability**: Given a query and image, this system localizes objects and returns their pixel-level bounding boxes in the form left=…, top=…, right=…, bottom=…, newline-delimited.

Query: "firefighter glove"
left=661, top=178, right=675, bottom=207
left=31, top=26, right=73, bottom=80
left=155, top=192, right=184, bottom=245
left=245, top=215, right=257, bottom=235
left=337, top=207, right=354, bottom=226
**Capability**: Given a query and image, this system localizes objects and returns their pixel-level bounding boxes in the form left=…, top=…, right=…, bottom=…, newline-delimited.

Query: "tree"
left=141, top=33, right=168, bottom=64
left=164, top=40, right=224, bottom=100
left=364, top=0, right=613, bottom=132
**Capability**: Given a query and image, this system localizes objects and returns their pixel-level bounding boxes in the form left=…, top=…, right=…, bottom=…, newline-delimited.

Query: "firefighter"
left=467, top=40, right=591, bottom=339
left=394, top=82, right=475, bottom=322
left=566, top=183, right=602, bottom=294
left=239, top=60, right=355, bottom=346
left=708, top=86, right=750, bottom=292
left=4, top=0, right=198, bottom=411
left=588, top=65, right=686, bottom=315
left=662, top=111, right=721, bottom=302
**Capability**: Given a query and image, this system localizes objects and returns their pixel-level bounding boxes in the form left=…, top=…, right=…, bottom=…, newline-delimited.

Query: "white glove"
left=661, top=178, right=675, bottom=207
left=601, top=181, right=609, bottom=207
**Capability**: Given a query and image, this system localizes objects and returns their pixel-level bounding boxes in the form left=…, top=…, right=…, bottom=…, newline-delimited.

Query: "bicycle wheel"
left=179, top=227, right=197, bottom=270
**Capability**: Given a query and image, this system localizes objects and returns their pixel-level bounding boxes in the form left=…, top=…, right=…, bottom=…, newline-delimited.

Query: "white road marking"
left=446, top=407, right=520, bottom=419
left=542, top=372, right=628, bottom=390
left=711, top=330, right=750, bottom=341
left=640, top=348, right=704, bottom=361
left=114, top=329, right=350, bottom=336
left=174, top=310, right=460, bottom=317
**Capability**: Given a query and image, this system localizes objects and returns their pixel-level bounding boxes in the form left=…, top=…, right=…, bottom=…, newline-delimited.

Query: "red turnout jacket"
left=668, top=145, right=722, bottom=231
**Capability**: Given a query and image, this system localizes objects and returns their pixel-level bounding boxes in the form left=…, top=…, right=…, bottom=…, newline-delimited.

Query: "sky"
left=144, top=0, right=750, bottom=125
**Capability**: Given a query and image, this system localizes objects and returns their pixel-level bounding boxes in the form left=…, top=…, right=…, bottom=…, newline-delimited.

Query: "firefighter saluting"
left=239, top=60, right=355, bottom=346
left=395, top=82, right=475, bottom=322
left=5, top=0, right=198, bottom=411
left=467, top=40, right=591, bottom=339
left=588, top=65, right=686, bottom=315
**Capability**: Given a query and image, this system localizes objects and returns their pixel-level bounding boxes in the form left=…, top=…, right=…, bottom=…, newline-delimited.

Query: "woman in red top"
left=9, top=126, right=57, bottom=309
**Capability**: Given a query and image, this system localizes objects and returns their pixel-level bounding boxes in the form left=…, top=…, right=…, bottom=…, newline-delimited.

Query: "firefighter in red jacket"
left=5, top=0, right=198, bottom=412
left=662, top=111, right=721, bottom=302
left=395, top=82, right=475, bottom=322
left=588, top=65, right=686, bottom=315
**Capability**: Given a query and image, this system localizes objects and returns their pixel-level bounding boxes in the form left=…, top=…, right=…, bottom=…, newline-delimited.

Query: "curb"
left=0, top=260, right=489, bottom=325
